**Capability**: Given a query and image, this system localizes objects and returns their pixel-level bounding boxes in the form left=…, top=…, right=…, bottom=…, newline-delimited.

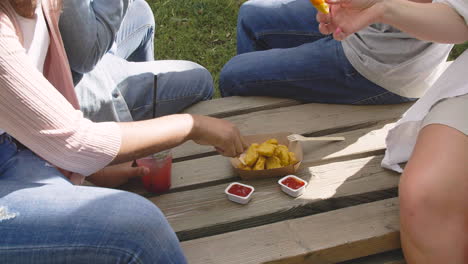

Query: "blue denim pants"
left=219, top=0, right=414, bottom=105
left=0, top=134, right=187, bottom=264
left=73, top=0, right=213, bottom=122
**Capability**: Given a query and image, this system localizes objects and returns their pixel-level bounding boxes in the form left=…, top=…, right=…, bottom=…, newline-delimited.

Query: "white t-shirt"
left=0, top=0, right=49, bottom=136
left=342, top=19, right=453, bottom=98
left=382, top=0, right=468, bottom=171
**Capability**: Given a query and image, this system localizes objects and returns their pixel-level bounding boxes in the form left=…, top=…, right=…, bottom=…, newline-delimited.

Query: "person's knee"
left=399, top=169, right=438, bottom=218
left=238, top=0, right=270, bottom=25
left=195, top=64, right=214, bottom=100
left=131, top=0, right=156, bottom=31
left=177, top=61, right=214, bottom=100
left=100, top=191, right=184, bottom=262
left=399, top=167, right=467, bottom=221
left=219, top=57, right=246, bottom=97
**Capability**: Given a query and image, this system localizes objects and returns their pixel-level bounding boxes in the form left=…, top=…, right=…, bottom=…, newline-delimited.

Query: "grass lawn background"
left=147, top=0, right=468, bottom=98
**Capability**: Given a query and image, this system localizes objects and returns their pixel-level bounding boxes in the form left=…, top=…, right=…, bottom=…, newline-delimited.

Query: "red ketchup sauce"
left=227, top=184, right=253, bottom=197
left=281, top=177, right=305, bottom=190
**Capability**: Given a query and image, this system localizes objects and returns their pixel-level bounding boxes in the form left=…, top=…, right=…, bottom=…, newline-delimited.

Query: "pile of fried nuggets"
left=238, top=138, right=299, bottom=170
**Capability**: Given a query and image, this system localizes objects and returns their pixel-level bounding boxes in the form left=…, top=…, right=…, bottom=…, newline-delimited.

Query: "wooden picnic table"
left=121, top=96, right=412, bottom=264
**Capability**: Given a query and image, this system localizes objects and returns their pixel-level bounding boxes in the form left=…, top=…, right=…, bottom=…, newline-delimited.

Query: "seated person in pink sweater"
left=0, top=1, right=245, bottom=263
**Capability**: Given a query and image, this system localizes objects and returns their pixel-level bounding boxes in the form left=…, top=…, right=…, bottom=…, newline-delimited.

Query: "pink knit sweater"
left=0, top=1, right=121, bottom=179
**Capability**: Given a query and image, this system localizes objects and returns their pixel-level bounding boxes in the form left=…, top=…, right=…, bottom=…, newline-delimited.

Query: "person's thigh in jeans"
left=117, top=59, right=214, bottom=120
left=220, top=0, right=413, bottom=104
left=0, top=141, right=186, bottom=264
left=236, top=0, right=326, bottom=54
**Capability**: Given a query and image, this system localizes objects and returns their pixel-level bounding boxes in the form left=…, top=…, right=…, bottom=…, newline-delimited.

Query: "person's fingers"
left=240, top=135, right=249, bottom=149
left=215, top=147, right=225, bottom=154
left=108, top=164, right=149, bottom=179
left=319, top=22, right=333, bottom=35
left=316, top=12, right=329, bottom=24
left=326, top=0, right=351, bottom=5
left=132, top=166, right=150, bottom=177
left=333, top=27, right=347, bottom=41
left=223, top=143, right=237, bottom=157
left=235, top=136, right=244, bottom=157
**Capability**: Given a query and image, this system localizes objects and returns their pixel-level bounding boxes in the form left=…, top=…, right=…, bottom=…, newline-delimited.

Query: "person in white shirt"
left=318, top=0, right=468, bottom=263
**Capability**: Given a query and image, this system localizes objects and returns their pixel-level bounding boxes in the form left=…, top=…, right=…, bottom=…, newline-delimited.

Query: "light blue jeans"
left=0, top=134, right=187, bottom=264
left=71, top=0, right=213, bottom=122
left=219, top=0, right=415, bottom=105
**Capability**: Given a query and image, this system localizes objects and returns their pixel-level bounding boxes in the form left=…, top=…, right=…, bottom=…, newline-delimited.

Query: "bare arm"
left=318, top=0, right=468, bottom=43
left=0, top=26, right=244, bottom=176
left=380, top=0, right=468, bottom=43
left=112, top=114, right=245, bottom=164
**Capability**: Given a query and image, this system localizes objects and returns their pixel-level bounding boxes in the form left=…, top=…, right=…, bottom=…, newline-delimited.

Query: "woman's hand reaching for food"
left=189, top=115, right=247, bottom=157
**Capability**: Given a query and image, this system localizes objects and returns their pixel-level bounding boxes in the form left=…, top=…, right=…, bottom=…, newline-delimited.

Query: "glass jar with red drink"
left=136, top=149, right=172, bottom=193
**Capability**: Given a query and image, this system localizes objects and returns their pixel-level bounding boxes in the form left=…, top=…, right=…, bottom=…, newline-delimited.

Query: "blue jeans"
left=0, top=134, right=187, bottom=264
left=219, top=0, right=414, bottom=105
left=72, top=0, right=213, bottom=122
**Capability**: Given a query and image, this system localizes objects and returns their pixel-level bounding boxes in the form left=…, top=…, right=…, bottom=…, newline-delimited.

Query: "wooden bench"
left=120, top=96, right=412, bottom=264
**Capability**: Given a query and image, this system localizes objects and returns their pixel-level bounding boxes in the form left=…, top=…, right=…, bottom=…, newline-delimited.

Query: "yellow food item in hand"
left=257, top=143, right=276, bottom=157
left=288, top=151, right=299, bottom=165
left=274, top=145, right=290, bottom=166
left=266, top=156, right=282, bottom=169
left=309, top=0, right=329, bottom=14
left=253, top=156, right=266, bottom=170
left=244, top=143, right=260, bottom=167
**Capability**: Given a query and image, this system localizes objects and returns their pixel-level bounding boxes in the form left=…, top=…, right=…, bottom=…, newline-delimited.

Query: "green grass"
left=148, top=0, right=247, bottom=97
left=148, top=0, right=467, bottom=97
left=449, top=42, right=468, bottom=61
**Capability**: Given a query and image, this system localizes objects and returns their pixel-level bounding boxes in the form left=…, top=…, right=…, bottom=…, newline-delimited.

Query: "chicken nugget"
left=253, top=156, right=266, bottom=170
left=266, top=156, right=282, bottom=169
left=274, top=145, right=290, bottom=166
left=257, top=143, right=276, bottom=157
left=264, top=138, right=278, bottom=145
left=244, top=143, right=259, bottom=167
left=238, top=163, right=252, bottom=170
left=288, top=151, right=299, bottom=165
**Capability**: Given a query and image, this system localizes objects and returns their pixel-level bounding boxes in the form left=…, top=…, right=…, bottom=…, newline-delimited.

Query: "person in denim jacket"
left=59, top=0, right=214, bottom=122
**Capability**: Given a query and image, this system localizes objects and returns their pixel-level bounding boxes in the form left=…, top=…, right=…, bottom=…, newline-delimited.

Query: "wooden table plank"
left=183, top=96, right=301, bottom=118
left=152, top=155, right=400, bottom=241
left=173, top=103, right=410, bottom=160
left=181, top=198, right=401, bottom=264
left=171, top=122, right=393, bottom=189
left=121, top=121, right=394, bottom=194
left=339, top=250, right=405, bottom=264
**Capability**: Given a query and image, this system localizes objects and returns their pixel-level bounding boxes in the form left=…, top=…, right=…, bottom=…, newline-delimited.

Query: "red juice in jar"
left=137, top=150, right=172, bottom=193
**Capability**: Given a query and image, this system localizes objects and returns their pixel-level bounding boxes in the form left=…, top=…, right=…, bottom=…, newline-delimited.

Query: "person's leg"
left=220, top=36, right=413, bottom=104
left=113, top=0, right=155, bottom=62
left=221, top=0, right=412, bottom=104
left=114, top=58, right=214, bottom=120
left=76, top=0, right=213, bottom=122
left=236, top=0, right=326, bottom=54
left=399, top=124, right=468, bottom=264
left=0, top=139, right=186, bottom=264
left=75, top=54, right=214, bottom=122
